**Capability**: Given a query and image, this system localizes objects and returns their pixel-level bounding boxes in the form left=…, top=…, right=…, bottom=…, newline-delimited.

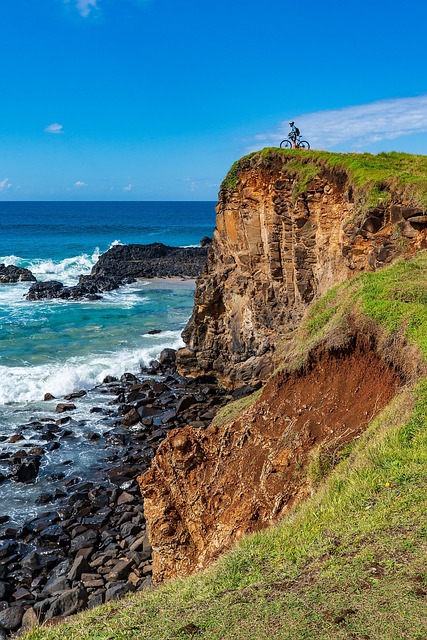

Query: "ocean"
left=0, top=201, right=216, bottom=525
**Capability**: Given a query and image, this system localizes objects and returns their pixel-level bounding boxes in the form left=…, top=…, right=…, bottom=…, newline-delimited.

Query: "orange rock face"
left=177, top=151, right=420, bottom=387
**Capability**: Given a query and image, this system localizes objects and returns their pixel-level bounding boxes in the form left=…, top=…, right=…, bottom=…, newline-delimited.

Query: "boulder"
left=0, top=264, right=36, bottom=283
left=55, top=403, right=76, bottom=413
left=8, top=455, right=41, bottom=483
left=0, top=606, right=25, bottom=631
left=67, top=556, right=91, bottom=582
left=105, top=582, right=133, bottom=602
left=159, top=348, right=176, bottom=366
left=44, top=587, right=88, bottom=620
left=26, top=280, right=64, bottom=300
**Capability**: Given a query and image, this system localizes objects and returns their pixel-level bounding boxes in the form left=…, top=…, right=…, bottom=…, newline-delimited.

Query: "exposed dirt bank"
left=139, top=336, right=402, bottom=582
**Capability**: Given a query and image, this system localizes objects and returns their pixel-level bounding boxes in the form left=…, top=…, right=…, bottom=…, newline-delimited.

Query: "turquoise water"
left=0, top=201, right=215, bottom=403
left=0, top=201, right=216, bottom=522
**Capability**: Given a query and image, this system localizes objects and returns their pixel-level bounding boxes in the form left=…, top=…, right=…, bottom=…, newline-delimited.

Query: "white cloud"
left=123, top=183, right=134, bottom=192
left=254, top=95, right=427, bottom=151
left=44, top=123, right=64, bottom=134
left=63, top=0, right=98, bottom=17
left=0, top=178, right=12, bottom=191
left=76, top=0, right=98, bottom=17
left=74, top=181, right=87, bottom=187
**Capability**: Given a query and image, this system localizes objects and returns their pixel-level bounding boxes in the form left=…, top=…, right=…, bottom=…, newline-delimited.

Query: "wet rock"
left=86, top=431, right=101, bottom=440
left=0, top=605, right=25, bottom=631
left=43, top=393, right=55, bottom=401
left=25, top=243, right=207, bottom=302
left=159, top=348, right=176, bottom=366
left=64, top=390, right=87, bottom=401
left=0, top=264, right=36, bottom=283
left=56, top=403, right=77, bottom=413
left=121, top=408, right=140, bottom=427
left=7, top=434, right=25, bottom=444
left=26, top=280, right=64, bottom=300
left=8, top=455, right=41, bottom=483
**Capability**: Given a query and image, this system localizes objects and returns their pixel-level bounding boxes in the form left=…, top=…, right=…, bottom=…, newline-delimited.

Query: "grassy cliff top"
left=24, top=251, right=427, bottom=640
left=222, top=149, right=427, bottom=211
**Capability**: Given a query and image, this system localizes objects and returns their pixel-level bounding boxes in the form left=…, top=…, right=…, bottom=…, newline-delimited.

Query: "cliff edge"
left=177, top=149, right=427, bottom=387
left=139, top=150, right=427, bottom=583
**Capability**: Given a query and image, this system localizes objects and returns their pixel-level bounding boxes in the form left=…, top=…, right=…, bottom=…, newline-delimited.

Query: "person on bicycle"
left=289, top=121, right=299, bottom=148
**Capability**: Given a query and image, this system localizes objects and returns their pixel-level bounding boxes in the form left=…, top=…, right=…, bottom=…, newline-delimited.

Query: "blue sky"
left=1, top=0, right=427, bottom=200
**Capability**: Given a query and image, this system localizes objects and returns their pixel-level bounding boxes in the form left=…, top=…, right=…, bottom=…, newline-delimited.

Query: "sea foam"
left=0, top=332, right=185, bottom=405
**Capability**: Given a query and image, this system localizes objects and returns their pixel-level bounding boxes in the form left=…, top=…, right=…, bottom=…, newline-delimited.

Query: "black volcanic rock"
left=26, top=281, right=64, bottom=300
left=91, top=243, right=208, bottom=280
left=25, top=242, right=208, bottom=301
left=0, top=264, right=36, bottom=283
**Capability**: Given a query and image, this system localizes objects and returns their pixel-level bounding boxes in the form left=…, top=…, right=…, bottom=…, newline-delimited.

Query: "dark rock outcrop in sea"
left=25, top=242, right=210, bottom=301
left=0, top=265, right=36, bottom=283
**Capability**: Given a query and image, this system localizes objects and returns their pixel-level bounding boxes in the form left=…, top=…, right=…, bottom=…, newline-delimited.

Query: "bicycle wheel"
left=280, top=139, right=292, bottom=149
left=297, top=140, right=310, bottom=149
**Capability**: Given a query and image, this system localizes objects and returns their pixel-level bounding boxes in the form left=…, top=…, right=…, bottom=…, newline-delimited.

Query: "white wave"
left=31, top=249, right=100, bottom=285
left=0, top=249, right=100, bottom=286
left=100, top=285, right=148, bottom=308
left=0, top=332, right=185, bottom=405
left=0, top=282, right=31, bottom=307
left=0, top=255, right=26, bottom=267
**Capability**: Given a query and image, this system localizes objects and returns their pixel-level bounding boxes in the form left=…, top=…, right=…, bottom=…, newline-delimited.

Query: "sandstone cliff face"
left=177, top=151, right=426, bottom=387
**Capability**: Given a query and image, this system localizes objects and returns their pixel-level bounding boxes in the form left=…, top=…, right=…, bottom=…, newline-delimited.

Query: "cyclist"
left=289, top=121, right=299, bottom=148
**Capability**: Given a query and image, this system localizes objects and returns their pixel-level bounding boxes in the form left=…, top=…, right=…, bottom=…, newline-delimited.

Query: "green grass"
left=211, top=388, right=262, bottom=428
left=23, top=252, right=427, bottom=640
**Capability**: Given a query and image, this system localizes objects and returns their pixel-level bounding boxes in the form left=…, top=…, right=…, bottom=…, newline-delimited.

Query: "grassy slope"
left=24, top=251, right=427, bottom=640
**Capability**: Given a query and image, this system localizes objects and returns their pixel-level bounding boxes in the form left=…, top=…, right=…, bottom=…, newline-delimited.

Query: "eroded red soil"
left=139, top=339, right=401, bottom=582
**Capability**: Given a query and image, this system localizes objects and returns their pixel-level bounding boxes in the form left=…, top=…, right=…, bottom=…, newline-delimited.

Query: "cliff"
left=139, top=150, right=427, bottom=583
left=23, top=153, right=427, bottom=639
left=177, top=149, right=427, bottom=387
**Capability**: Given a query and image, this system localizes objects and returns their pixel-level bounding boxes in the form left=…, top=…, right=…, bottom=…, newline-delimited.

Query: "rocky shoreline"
left=0, top=350, right=243, bottom=637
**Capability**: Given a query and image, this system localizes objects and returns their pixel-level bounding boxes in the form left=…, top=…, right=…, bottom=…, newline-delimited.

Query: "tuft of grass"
left=212, top=388, right=262, bottom=428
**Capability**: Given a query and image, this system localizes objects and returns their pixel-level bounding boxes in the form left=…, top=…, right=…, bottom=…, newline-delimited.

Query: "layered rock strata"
left=139, top=150, right=427, bottom=584
left=177, top=151, right=427, bottom=387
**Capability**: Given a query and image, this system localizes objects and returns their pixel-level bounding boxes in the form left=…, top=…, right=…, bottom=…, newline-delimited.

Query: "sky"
left=1, top=0, right=427, bottom=201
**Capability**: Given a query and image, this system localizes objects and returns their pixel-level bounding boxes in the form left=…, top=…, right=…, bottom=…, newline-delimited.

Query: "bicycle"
left=280, top=135, right=310, bottom=150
